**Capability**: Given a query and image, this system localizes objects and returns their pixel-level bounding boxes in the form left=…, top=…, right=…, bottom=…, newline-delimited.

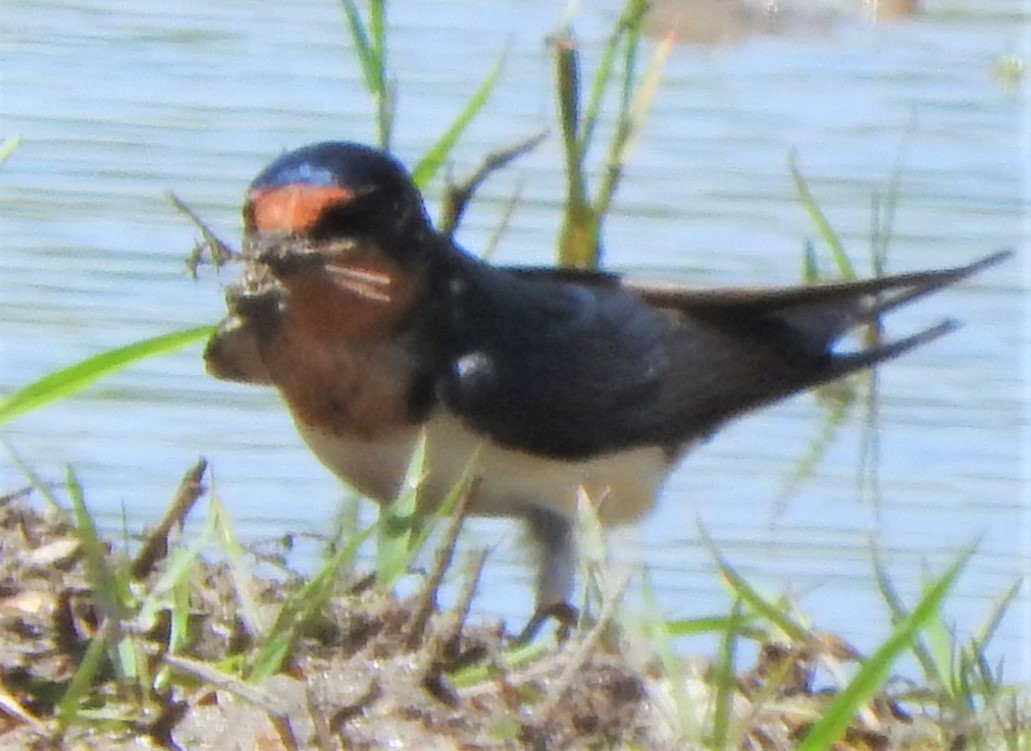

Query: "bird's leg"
left=514, top=506, right=579, bottom=643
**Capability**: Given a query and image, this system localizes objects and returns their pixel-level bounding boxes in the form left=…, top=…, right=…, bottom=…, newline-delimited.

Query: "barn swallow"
left=204, top=141, right=1009, bottom=633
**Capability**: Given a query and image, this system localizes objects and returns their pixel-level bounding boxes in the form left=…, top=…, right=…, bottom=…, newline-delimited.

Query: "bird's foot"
left=513, top=601, right=579, bottom=645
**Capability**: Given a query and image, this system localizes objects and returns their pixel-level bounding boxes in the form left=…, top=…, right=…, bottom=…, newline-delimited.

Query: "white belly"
left=297, top=411, right=672, bottom=525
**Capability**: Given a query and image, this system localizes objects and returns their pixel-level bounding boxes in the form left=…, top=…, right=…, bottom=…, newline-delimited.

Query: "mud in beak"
left=204, top=314, right=274, bottom=385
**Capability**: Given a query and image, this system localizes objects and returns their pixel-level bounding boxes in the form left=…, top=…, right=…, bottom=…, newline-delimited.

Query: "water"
left=2, top=0, right=1028, bottom=682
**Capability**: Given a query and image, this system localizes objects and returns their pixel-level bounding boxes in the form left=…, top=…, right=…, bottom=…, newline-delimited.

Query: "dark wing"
left=434, top=251, right=1010, bottom=460
left=624, top=250, right=1010, bottom=318
left=435, top=259, right=679, bottom=458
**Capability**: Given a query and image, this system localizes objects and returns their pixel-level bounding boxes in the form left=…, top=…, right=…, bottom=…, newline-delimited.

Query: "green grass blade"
left=788, top=151, right=855, bottom=280
left=872, top=116, right=915, bottom=266
left=871, top=545, right=907, bottom=622
left=147, top=538, right=200, bottom=692
left=141, top=532, right=208, bottom=624
left=974, top=579, right=1023, bottom=653
left=0, top=136, right=20, bottom=166
left=411, top=48, right=508, bottom=189
left=66, top=468, right=140, bottom=685
left=408, top=446, right=478, bottom=559
left=593, top=26, right=670, bottom=229
left=341, top=0, right=378, bottom=93
left=640, top=573, right=698, bottom=737
left=574, top=487, right=608, bottom=614
left=368, top=0, right=391, bottom=149
left=577, top=27, right=617, bottom=157
left=665, top=614, right=766, bottom=641
left=614, top=0, right=646, bottom=137
left=872, top=545, right=945, bottom=691
left=552, top=32, right=594, bottom=269
left=379, top=78, right=397, bottom=152
left=55, top=619, right=117, bottom=728
left=368, top=0, right=385, bottom=66
left=139, top=528, right=209, bottom=691
left=553, top=31, right=581, bottom=171
left=619, top=29, right=670, bottom=162
left=797, top=548, right=972, bottom=751
left=710, top=598, right=744, bottom=749
left=4, top=440, right=63, bottom=510
left=376, top=430, right=426, bottom=588
left=449, top=641, right=546, bottom=687
left=211, top=494, right=267, bottom=639
left=66, top=468, right=129, bottom=620
left=579, top=0, right=648, bottom=155
left=921, top=566, right=959, bottom=694
left=702, top=529, right=812, bottom=644
left=248, top=522, right=375, bottom=681
left=140, top=490, right=217, bottom=624
left=165, top=564, right=192, bottom=677
left=553, top=0, right=660, bottom=269
left=777, top=391, right=853, bottom=502
left=341, top=0, right=391, bottom=147
left=802, top=238, right=820, bottom=282
left=0, top=325, right=214, bottom=426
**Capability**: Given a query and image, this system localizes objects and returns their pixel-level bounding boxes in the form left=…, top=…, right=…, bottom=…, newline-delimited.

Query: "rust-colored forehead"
left=247, top=184, right=353, bottom=234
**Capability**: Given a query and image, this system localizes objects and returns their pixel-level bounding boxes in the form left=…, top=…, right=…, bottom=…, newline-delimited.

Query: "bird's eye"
left=309, top=190, right=382, bottom=239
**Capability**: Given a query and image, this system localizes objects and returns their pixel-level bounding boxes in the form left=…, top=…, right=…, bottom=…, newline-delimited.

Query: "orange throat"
left=258, top=250, right=425, bottom=440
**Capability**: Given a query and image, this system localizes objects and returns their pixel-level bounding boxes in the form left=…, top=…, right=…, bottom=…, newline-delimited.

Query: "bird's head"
left=243, top=141, right=431, bottom=264
left=236, top=142, right=434, bottom=334
left=206, top=142, right=434, bottom=391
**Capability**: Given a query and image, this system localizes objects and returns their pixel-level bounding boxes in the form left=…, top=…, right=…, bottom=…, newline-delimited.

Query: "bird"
left=204, top=140, right=1009, bottom=635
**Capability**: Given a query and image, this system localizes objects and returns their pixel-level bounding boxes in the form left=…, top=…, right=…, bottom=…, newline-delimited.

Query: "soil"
left=0, top=476, right=1021, bottom=751
left=0, top=481, right=665, bottom=750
